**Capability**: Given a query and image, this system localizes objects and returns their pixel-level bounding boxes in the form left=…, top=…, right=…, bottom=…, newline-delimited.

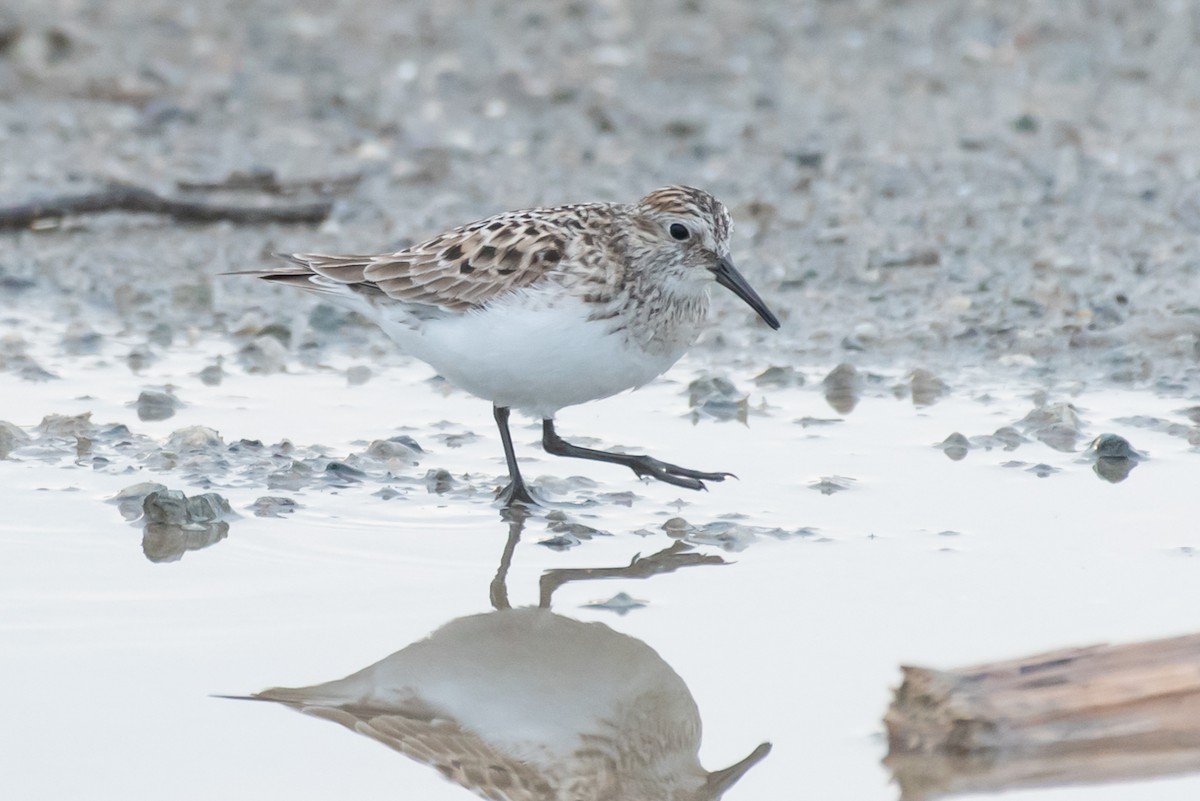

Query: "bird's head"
left=631, top=186, right=780, bottom=330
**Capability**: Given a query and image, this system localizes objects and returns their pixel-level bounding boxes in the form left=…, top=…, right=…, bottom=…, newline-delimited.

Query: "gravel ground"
left=2, top=0, right=1199, bottom=390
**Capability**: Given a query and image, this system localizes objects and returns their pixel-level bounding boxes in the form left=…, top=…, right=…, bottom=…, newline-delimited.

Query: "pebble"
left=683, top=521, right=759, bottom=552
left=686, top=375, right=747, bottom=421
left=109, top=481, right=167, bottom=521
left=61, top=328, right=103, bottom=355
left=809, top=475, right=856, bottom=494
left=754, top=365, right=805, bottom=388
left=1083, top=433, right=1144, bottom=461
left=198, top=363, right=224, bottom=386
left=985, top=426, right=1026, bottom=451
left=1083, top=433, right=1144, bottom=484
left=583, top=592, right=647, bottom=615
left=37, top=412, right=94, bottom=439
left=249, top=496, right=300, bottom=517
left=309, top=303, right=354, bottom=332
left=823, top=363, right=862, bottom=414
left=126, top=346, right=156, bottom=372
left=0, top=420, right=30, bottom=458
left=364, top=436, right=423, bottom=463
left=796, top=416, right=842, bottom=428
left=268, top=461, right=313, bottom=491
left=1018, top=402, right=1084, bottom=452
left=538, top=534, right=581, bottom=550
left=424, top=467, right=456, bottom=493
left=346, top=365, right=373, bottom=385
left=142, top=488, right=232, bottom=525
left=908, top=368, right=949, bottom=406
left=165, top=426, right=224, bottom=452
left=939, top=432, right=970, bottom=461
left=135, top=388, right=180, bottom=421
left=238, top=335, right=290, bottom=374
left=662, top=517, right=692, bottom=537
left=147, top=322, right=174, bottom=348
left=546, top=520, right=609, bottom=540
left=324, top=461, right=367, bottom=484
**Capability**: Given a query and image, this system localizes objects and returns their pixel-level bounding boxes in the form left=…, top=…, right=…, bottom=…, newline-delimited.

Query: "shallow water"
left=5, top=0, right=1200, bottom=795
left=3, top=319, right=1200, bottom=801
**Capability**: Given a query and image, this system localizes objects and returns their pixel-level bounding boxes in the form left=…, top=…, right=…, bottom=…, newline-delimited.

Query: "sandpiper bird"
left=246, top=186, right=780, bottom=505
left=230, top=608, right=771, bottom=800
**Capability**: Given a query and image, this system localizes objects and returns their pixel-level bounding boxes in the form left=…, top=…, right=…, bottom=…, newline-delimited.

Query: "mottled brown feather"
left=280, top=206, right=599, bottom=312
left=264, top=186, right=740, bottom=328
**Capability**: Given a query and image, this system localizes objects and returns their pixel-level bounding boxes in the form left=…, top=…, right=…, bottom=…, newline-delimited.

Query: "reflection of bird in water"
left=242, top=607, right=769, bottom=800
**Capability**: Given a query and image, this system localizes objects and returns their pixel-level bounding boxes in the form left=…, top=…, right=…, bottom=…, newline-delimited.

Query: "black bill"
left=712, top=256, right=781, bottom=330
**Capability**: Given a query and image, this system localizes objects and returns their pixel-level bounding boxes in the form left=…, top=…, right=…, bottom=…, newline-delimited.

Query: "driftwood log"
left=885, top=632, right=1200, bottom=800
left=0, top=178, right=341, bottom=231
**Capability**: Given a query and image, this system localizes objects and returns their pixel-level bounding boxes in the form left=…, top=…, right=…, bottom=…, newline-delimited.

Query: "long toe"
left=662, top=465, right=735, bottom=482
left=643, top=469, right=707, bottom=491
left=638, top=456, right=734, bottom=483
left=627, top=457, right=710, bottom=490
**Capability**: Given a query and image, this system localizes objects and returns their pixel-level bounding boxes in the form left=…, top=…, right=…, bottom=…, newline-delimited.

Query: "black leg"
left=541, top=419, right=734, bottom=491
left=493, top=405, right=537, bottom=507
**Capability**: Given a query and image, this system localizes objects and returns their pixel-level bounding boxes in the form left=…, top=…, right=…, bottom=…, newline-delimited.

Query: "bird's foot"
left=626, top=456, right=736, bottom=491
left=497, top=479, right=539, bottom=509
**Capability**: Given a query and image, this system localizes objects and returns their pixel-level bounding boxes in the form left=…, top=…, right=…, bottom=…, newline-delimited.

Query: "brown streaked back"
left=279, top=202, right=614, bottom=311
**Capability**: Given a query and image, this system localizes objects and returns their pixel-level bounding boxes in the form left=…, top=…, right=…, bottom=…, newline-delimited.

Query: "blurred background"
left=2, top=0, right=1198, bottom=380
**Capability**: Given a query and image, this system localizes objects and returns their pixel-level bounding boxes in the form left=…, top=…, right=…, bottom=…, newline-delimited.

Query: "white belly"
left=375, top=291, right=692, bottom=418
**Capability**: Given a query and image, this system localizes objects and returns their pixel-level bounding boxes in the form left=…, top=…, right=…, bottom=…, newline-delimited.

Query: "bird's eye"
left=669, top=223, right=690, bottom=241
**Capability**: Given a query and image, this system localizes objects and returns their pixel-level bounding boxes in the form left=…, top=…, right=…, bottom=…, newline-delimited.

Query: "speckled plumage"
left=245, top=186, right=779, bottom=503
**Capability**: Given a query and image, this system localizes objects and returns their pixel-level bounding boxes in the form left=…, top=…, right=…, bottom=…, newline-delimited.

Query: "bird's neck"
left=622, top=271, right=710, bottom=355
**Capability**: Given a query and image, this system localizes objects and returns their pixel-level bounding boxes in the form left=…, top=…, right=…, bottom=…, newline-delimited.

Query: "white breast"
left=372, top=287, right=696, bottom=418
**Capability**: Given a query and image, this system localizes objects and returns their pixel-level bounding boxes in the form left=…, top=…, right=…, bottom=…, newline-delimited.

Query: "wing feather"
left=276, top=203, right=608, bottom=312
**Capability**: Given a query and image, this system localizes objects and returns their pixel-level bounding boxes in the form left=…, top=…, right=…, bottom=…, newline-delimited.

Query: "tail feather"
left=223, top=254, right=395, bottom=306
left=218, top=268, right=308, bottom=277
left=274, top=252, right=313, bottom=269
left=223, top=253, right=375, bottom=285
left=257, top=273, right=330, bottom=290
left=211, top=693, right=282, bottom=703
left=223, top=254, right=377, bottom=297
left=278, top=253, right=376, bottom=285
